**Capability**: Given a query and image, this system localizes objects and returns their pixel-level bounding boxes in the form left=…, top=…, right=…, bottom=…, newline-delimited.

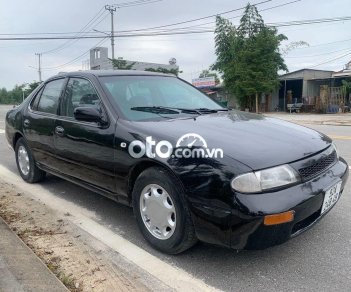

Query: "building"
left=272, top=69, right=334, bottom=111
left=271, top=62, right=351, bottom=113
left=89, top=47, right=179, bottom=72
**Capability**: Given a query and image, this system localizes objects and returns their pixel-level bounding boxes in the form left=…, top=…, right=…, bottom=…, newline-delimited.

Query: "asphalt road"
left=1, top=105, right=351, bottom=292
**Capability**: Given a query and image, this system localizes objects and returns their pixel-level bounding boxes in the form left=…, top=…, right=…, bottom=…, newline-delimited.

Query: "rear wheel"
left=15, top=137, right=46, bottom=183
left=132, top=167, right=197, bottom=254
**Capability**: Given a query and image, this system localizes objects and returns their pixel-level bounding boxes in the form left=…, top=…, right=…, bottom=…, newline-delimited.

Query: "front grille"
left=298, top=150, right=337, bottom=181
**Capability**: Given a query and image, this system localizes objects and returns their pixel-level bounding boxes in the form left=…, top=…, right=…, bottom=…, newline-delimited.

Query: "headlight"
left=231, top=165, right=300, bottom=193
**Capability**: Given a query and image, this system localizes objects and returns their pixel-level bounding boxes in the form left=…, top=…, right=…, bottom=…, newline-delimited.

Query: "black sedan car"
left=5, top=70, right=349, bottom=254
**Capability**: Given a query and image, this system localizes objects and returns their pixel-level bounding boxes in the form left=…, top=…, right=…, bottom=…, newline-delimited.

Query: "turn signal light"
left=264, top=211, right=295, bottom=226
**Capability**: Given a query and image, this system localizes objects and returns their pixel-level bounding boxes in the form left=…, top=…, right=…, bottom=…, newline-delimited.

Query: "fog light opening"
left=264, top=211, right=295, bottom=226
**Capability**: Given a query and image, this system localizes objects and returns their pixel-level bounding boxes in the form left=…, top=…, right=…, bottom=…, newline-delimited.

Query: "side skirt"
left=37, top=163, right=131, bottom=207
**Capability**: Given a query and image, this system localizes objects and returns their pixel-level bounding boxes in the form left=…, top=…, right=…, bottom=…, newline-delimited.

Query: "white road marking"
left=0, top=165, right=220, bottom=292
left=0, top=129, right=5, bottom=134
left=329, top=135, right=351, bottom=140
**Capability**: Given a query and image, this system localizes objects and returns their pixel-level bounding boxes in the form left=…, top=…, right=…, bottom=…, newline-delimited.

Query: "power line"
left=0, top=30, right=214, bottom=41
left=309, top=50, right=351, bottom=68
left=41, top=9, right=106, bottom=54
left=2, top=14, right=351, bottom=41
left=1, top=15, right=351, bottom=41
left=0, top=42, right=44, bottom=49
left=286, top=47, right=351, bottom=58
left=113, top=0, right=163, bottom=8
left=293, top=38, right=351, bottom=49
left=267, top=16, right=351, bottom=27
left=0, top=31, right=109, bottom=36
left=40, top=8, right=108, bottom=55
left=41, top=38, right=109, bottom=70
left=0, top=25, right=209, bottom=36
left=0, top=0, right=288, bottom=38
left=175, top=14, right=351, bottom=32
left=0, top=1, right=163, bottom=37
left=0, top=0, right=270, bottom=37
left=1, top=1, right=349, bottom=44
left=161, top=0, right=302, bottom=32
left=40, top=0, right=164, bottom=70
left=113, top=0, right=272, bottom=33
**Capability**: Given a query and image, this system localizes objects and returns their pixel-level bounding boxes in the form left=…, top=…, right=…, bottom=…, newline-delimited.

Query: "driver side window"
left=62, top=78, right=101, bottom=118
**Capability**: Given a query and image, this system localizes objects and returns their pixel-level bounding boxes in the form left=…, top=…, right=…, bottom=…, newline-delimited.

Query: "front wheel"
left=15, top=137, right=46, bottom=183
left=132, top=167, right=197, bottom=254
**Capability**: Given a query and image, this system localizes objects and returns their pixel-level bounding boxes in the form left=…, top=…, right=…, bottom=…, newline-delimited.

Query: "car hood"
left=127, top=110, right=331, bottom=170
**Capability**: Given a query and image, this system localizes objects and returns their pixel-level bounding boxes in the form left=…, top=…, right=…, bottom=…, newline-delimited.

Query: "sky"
left=0, top=0, right=351, bottom=89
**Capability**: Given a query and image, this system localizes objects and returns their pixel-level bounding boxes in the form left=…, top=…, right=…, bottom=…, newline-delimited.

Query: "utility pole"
left=35, top=53, right=42, bottom=82
left=105, top=5, right=117, bottom=60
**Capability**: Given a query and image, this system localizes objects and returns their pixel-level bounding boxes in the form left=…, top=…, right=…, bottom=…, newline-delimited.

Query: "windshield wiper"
left=130, top=106, right=202, bottom=115
left=130, top=106, right=181, bottom=114
left=130, top=106, right=228, bottom=116
left=193, top=108, right=229, bottom=113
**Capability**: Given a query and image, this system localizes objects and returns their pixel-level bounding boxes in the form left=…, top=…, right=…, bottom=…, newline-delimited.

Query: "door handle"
left=23, top=119, right=30, bottom=127
left=55, top=126, right=65, bottom=136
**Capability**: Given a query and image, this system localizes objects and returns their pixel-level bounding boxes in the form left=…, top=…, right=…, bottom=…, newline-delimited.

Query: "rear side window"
left=37, top=79, right=65, bottom=114
left=30, top=87, right=44, bottom=111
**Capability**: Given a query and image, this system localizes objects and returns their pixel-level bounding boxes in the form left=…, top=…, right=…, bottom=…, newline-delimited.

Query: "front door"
left=54, top=77, right=116, bottom=192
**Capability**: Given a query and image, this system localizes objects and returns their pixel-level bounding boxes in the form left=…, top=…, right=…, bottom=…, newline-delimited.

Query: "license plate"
left=321, top=181, right=342, bottom=215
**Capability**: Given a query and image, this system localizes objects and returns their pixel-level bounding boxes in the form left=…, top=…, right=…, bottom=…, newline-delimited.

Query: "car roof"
left=52, top=70, right=176, bottom=79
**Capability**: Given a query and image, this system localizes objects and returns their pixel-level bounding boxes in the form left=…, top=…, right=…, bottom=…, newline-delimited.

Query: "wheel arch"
left=127, top=160, right=186, bottom=203
left=13, top=132, right=24, bottom=149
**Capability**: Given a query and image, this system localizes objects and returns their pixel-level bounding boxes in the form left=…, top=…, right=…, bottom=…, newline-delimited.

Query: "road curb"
left=0, top=166, right=220, bottom=292
left=0, top=216, right=69, bottom=292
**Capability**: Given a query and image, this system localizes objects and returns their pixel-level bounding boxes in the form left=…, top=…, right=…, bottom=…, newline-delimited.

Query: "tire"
left=132, top=167, right=197, bottom=254
left=15, top=137, right=46, bottom=183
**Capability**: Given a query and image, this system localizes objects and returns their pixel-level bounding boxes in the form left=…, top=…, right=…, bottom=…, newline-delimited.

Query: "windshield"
left=99, top=75, right=224, bottom=121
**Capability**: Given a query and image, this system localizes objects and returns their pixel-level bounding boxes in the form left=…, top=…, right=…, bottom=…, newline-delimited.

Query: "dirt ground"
left=0, top=179, right=150, bottom=292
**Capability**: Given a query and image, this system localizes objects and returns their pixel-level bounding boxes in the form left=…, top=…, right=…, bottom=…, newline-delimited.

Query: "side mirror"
left=74, top=107, right=102, bottom=123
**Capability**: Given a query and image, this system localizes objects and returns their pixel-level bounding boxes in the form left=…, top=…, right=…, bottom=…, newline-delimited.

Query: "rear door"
left=23, top=78, right=66, bottom=168
left=54, top=77, right=116, bottom=192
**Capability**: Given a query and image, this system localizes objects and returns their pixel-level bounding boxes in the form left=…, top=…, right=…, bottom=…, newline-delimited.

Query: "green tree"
left=0, top=88, right=9, bottom=104
left=111, top=57, right=181, bottom=76
left=26, top=81, right=41, bottom=93
left=281, top=41, right=309, bottom=55
left=0, top=81, right=40, bottom=104
left=212, top=4, right=288, bottom=112
left=144, top=67, right=182, bottom=76
left=341, top=79, right=351, bottom=104
left=110, top=58, right=135, bottom=70
left=198, top=69, right=220, bottom=85
left=341, top=80, right=351, bottom=93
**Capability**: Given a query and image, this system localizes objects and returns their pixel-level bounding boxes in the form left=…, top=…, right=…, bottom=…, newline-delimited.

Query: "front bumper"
left=190, top=158, right=349, bottom=250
